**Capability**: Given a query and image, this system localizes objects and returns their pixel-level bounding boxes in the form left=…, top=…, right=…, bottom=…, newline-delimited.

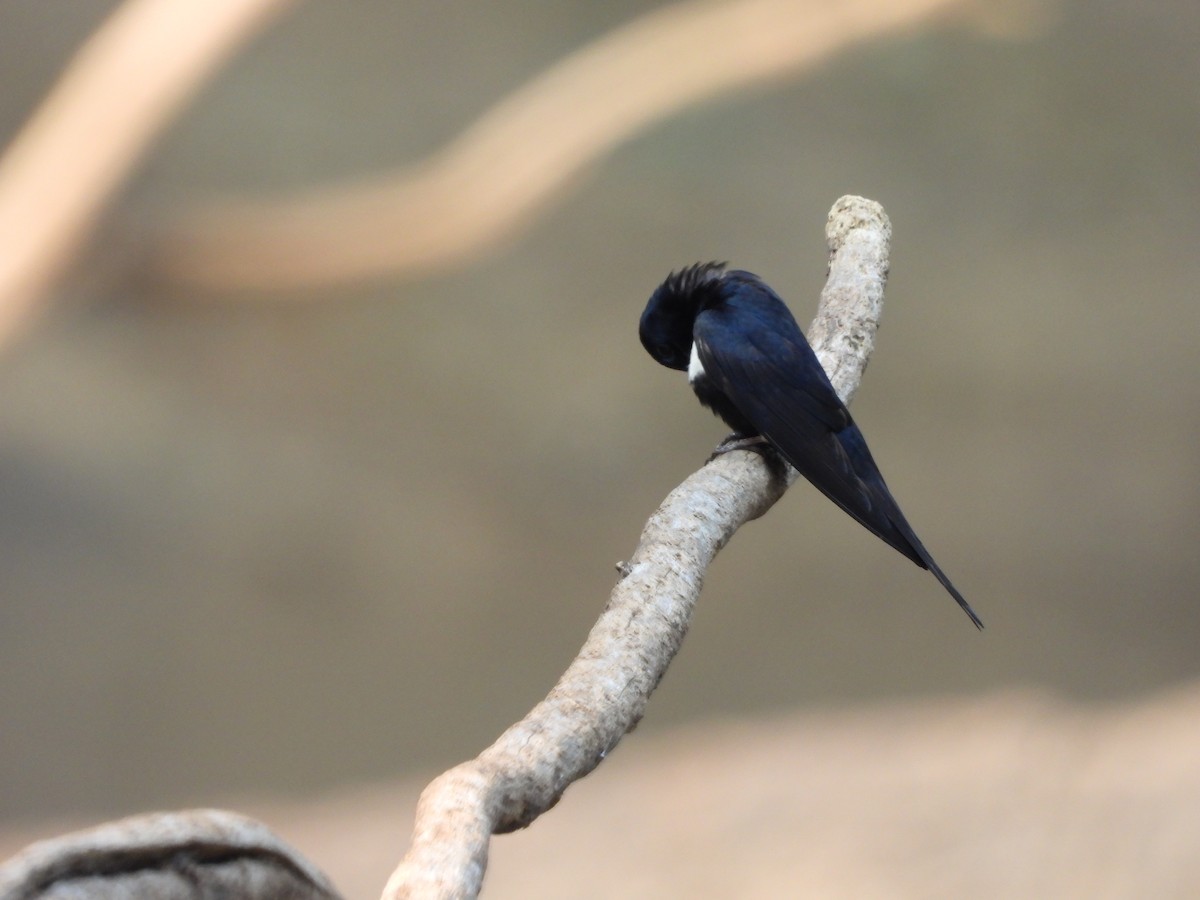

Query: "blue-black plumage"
left=640, top=261, right=982, bottom=628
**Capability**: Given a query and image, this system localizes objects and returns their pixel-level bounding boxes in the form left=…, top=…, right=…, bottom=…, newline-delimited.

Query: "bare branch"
left=146, top=0, right=966, bottom=293
left=0, top=809, right=340, bottom=900
left=382, top=196, right=892, bottom=900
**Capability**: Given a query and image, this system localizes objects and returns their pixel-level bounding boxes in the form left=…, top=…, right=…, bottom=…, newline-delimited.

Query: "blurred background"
left=0, top=0, right=1197, bottom=839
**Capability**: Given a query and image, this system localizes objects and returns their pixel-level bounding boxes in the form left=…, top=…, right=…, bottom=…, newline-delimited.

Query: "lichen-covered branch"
left=382, top=196, right=892, bottom=900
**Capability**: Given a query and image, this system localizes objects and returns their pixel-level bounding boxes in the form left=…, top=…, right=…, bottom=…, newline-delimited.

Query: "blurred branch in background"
left=146, top=0, right=999, bottom=295
left=0, top=0, right=1049, bottom=344
left=0, top=0, right=295, bottom=347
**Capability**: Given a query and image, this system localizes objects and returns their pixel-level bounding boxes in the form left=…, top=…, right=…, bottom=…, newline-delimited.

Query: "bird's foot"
left=707, top=433, right=773, bottom=463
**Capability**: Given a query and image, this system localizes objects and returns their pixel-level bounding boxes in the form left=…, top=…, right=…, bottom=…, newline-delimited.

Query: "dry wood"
left=382, top=196, right=891, bottom=899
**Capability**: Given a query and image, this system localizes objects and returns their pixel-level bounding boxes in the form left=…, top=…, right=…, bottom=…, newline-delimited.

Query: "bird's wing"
left=696, top=309, right=850, bottom=434
left=693, top=301, right=917, bottom=559
left=695, top=300, right=985, bottom=628
left=693, top=301, right=865, bottom=477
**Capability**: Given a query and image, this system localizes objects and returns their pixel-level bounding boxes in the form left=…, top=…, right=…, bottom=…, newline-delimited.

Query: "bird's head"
left=639, top=261, right=727, bottom=370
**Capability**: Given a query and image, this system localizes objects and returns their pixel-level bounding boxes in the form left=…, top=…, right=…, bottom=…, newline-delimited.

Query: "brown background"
left=1, top=0, right=1197, bottom=831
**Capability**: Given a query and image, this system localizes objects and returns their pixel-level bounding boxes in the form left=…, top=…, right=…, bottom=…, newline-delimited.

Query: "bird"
left=639, top=261, right=982, bottom=628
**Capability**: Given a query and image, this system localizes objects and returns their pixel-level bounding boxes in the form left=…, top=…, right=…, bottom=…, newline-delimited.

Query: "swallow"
left=639, top=261, right=982, bottom=628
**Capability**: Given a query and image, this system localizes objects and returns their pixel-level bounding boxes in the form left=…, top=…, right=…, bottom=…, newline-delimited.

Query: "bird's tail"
left=887, top=508, right=984, bottom=629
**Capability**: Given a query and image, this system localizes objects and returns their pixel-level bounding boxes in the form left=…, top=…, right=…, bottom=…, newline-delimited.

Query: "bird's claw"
left=707, top=433, right=773, bottom=463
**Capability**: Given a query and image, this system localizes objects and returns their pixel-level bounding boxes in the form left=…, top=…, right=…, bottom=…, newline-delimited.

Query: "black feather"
left=640, top=264, right=982, bottom=629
